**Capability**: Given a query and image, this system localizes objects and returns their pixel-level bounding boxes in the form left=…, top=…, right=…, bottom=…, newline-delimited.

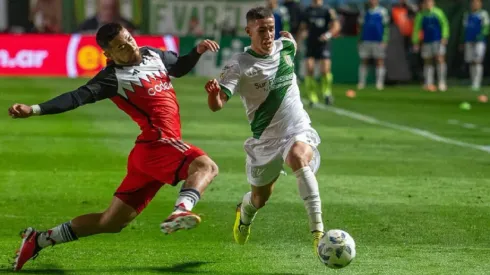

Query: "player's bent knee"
left=286, top=143, right=313, bottom=171
left=191, top=156, right=219, bottom=178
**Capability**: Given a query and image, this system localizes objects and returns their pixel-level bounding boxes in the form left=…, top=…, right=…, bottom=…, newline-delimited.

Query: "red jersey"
left=37, top=46, right=203, bottom=142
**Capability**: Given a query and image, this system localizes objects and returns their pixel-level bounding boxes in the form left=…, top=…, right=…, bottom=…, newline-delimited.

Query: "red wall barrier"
left=0, top=34, right=179, bottom=77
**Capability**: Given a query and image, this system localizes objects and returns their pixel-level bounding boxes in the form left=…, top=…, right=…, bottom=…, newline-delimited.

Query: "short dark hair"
left=96, top=23, right=123, bottom=49
left=246, top=6, right=274, bottom=23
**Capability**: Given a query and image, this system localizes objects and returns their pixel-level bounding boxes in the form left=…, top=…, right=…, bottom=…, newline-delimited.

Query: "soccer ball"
left=317, top=229, right=356, bottom=269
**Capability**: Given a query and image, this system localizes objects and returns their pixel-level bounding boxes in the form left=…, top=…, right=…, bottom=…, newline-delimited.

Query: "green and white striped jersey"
left=218, top=37, right=312, bottom=140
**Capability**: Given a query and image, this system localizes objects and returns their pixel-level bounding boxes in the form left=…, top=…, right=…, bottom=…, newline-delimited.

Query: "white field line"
left=310, top=103, right=490, bottom=154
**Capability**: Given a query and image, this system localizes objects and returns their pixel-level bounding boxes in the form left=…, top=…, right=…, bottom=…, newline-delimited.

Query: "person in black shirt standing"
left=300, top=0, right=340, bottom=106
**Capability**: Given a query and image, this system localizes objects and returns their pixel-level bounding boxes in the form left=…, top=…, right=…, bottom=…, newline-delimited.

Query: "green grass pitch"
left=0, top=76, right=489, bottom=274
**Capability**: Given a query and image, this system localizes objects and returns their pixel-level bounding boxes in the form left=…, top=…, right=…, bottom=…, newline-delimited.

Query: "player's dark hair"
left=96, top=23, right=123, bottom=49
left=246, top=6, right=273, bottom=23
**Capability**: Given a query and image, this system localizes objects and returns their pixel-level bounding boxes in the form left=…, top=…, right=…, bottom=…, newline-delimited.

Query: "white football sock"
left=358, top=64, right=367, bottom=87
left=424, top=64, right=434, bottom=86
left=240, top=191, right=257, bottom=225
left=376, top=65, right=386, bottom=87
left=37, top=221, right=78, bottom=248
left=437, top=63, right=447, bottom=85
left=295, top=166, right=324, bottom=232
left=173, top=188, right=200, bottom=213
left=474, top=63, right=483, bottom=89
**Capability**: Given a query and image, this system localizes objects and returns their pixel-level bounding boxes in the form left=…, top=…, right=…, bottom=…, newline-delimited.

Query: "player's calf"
left=162, top=156, right=218, bottom=235
left=286, top=142, right=324, bottom=234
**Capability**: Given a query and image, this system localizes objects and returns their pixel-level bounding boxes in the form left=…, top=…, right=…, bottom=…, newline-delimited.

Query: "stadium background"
left=2, top=0, right=490, bottom=84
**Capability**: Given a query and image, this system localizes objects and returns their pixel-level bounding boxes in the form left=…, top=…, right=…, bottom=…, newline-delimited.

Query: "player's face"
left=472, top=0, right=482, bottom=11
left=104, top=28, right=140, bottom=65
left=313, top=0, right=323, bottom=6
left=424, top=0, right=434, bottom=9
left=246, top=17, right=275, bottom=55
left=369, top=0, right=379, bottom=7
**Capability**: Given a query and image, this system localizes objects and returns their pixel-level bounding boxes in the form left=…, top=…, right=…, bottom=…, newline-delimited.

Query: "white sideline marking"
left=310, top=103, right=490, bottom=154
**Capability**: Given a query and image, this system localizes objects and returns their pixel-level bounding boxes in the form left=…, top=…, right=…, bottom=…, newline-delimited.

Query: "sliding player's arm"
left=8, top=68, right=118, bottom=119
left=205, top=60, right=241, bottom=112
left=152, top=39, right=219, bottom=78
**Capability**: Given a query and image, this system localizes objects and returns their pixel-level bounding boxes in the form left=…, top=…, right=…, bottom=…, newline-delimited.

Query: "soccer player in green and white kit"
left=204, top=6, right=325, bottom=257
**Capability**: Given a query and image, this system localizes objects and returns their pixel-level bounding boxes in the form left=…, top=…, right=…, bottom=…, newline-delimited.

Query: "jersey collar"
left=244, top=46, right=274, bottom=59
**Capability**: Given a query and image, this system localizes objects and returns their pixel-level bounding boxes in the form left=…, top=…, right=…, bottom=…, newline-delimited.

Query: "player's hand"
left=441, top=39, right=448, bottom=46
left=413, top=44, right=420, bottom=53
left=280, top=31, right=294, bottom=40
left=205, top=79, right=221, bottom=95
left=196, top=39, right=220, bottom=54
left=380, top=42, right=387, bottom=49
left=8, top=103, right=33, bottom=119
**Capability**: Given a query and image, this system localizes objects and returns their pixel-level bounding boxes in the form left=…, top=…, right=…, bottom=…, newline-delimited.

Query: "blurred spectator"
left=392, top=0, right=421, bottom=80
left=29, top=0, right=62, bottom=33
left=188, top=16, right=204, bottom=37
left=266, top=0, right=290, bottom=39
left=77, top=0, right=137, bottom=34
left=283, top=0, right=304, bottom=39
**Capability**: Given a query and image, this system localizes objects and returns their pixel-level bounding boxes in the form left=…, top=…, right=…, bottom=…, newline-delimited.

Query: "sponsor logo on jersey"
left=122, top=70, right=174, bottom=97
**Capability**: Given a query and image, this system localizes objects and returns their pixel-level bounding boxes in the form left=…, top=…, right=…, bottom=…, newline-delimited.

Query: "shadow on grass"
left=0, top=261, right=306, bottom=274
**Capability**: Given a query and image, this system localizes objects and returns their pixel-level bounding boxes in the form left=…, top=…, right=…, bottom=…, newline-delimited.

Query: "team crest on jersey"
left=122, top=70, right=174, bottom=98
left=245, top=67, right=260, bottom=77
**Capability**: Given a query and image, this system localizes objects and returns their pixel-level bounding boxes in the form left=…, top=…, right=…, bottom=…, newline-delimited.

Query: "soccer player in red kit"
left=8, top=23, right=221, bottom=271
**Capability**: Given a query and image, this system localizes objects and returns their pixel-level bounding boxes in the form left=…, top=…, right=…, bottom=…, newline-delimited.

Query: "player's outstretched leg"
left=13, top=197, right=138, bottom=271
left=285, top=141, right=324, bottom=257
left=161, top=156, right=218, bottom=234
left=234, top=180, right=276, bottom=245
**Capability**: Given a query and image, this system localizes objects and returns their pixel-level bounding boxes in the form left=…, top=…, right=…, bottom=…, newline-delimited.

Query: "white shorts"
left=465, top=42, right=486, bottom=63
left=421, top=42, right=446, bottom=59
left=358, top=41, right=385, bottom=59
left=244, top=128, right=321, bottom=186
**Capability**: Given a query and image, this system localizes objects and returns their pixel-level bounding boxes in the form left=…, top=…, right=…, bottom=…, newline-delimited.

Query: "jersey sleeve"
left=37, top=67, right=118, bottom=115
left=279, top=36, right=297, bottom=56
left=146, top=46, right=202, bottom=78
left=217, top=57, right=241, bottom=100
left=412, top=12, right=423, bottom=44
left=480, top=10, right=490, bottom=39
left=381, top=7, right=390, bottom=42
left=434, top=8, right=449, bottom=39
